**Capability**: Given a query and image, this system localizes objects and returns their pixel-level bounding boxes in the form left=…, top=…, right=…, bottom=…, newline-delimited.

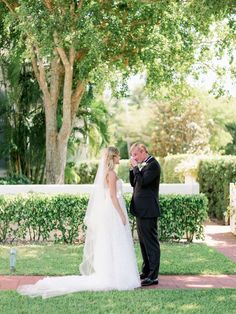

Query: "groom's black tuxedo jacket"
left=129, top=157, right=161, bottom=218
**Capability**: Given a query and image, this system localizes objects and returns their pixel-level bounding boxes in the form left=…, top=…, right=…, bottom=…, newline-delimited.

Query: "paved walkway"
left=1, top=274, right=236, bottom=291
left=1, top=221, right=236, bottom=291
left=204, top=221, right=236, bottom=263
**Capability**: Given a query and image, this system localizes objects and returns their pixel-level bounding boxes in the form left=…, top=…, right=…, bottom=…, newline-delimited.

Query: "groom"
left=129, top=143, right=161, bottom=286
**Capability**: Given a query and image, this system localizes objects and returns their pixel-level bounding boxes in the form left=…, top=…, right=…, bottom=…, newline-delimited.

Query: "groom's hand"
left=130, top=157, right=138, bottom=168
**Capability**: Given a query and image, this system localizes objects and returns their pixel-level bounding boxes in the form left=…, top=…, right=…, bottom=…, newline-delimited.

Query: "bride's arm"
left=107, top=171, right=127, bottom=225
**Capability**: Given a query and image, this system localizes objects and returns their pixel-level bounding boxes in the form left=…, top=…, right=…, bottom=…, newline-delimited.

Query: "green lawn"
left=1, top=289, right=236, bottom=314
left=1, top=242, right=236, bottom=275
left=1, top=243, right=236, bottom=314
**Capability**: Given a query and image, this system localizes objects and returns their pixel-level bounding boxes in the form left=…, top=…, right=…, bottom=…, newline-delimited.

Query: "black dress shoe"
left=139, top=273, right=148, bottom=280
left=141, top=278, right=159, bottom=286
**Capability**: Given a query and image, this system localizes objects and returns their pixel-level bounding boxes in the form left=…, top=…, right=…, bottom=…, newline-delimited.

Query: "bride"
left=17, top=147, right=140, bottom=298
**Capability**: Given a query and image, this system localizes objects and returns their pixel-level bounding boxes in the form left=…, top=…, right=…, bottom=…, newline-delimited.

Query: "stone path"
left=1, top=221, right=236, bottom=291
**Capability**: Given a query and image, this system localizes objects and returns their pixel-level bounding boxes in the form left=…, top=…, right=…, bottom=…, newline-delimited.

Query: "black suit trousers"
left=136, top=217, right=160, bottom=279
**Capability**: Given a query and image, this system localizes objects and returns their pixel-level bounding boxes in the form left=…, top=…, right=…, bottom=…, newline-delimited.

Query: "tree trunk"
left=46, top=131, right=68, bottom=184
left=44, top=98, right=69, bottom=184
left=31, top=44, right=86, bottom=183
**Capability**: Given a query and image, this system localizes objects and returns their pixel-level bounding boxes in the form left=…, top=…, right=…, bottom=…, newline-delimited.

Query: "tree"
left=192, top=89, right=236, bottom=152
left=150, top=97, right=211, bottom=157
left=1, top=0, right=235, bottom=182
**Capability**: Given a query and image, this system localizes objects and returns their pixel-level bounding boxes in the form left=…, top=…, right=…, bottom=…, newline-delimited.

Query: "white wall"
left=0, top=183, right=199, bottom=195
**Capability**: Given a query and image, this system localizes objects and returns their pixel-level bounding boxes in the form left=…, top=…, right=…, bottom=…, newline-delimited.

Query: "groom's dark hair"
left=130, top=143, right=148, bottom=154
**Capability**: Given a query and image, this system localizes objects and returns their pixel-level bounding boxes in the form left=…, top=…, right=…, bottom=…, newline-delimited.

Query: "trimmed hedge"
left=163, top=154, right=236, bottom=220
left=198, top=156, right=236, bottom=220
left=0, top=193, right=208, bottom=243
left=159, top=194, right=208, bottom=242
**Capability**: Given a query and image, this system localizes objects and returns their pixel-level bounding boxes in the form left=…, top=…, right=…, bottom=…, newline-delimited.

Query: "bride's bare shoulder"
left=107, top=170, right=117, bottom=183
left=107, top=170, right=117, bottom=178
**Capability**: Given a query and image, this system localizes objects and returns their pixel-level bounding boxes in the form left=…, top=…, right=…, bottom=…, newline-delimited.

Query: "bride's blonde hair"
left=104, top=146, right=119, bottom=176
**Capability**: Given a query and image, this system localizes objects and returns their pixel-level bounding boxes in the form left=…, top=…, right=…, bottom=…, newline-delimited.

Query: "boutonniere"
left=138, top=162, right=147, bottom=170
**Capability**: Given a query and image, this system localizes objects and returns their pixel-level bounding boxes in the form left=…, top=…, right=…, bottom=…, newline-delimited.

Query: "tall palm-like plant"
left=0, top=59, right=46, bottom=183
left=65, top=85, right=110, bottom=183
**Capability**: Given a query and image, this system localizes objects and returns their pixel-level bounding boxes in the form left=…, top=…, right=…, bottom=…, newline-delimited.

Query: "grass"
left=1, top=289, right=236, bottom=314
left=1, top=242, right=236, bottom=275
left=1, top=242, right=236, bottom=314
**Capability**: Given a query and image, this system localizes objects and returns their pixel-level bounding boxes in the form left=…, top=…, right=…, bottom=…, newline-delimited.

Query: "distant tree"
left=151, top=98, right=211, bottom=157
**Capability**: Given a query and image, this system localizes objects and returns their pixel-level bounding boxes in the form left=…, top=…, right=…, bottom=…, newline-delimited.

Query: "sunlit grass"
left=1, top=242, right=236, bottom=275
left=1, top=289, right=236, bottom=314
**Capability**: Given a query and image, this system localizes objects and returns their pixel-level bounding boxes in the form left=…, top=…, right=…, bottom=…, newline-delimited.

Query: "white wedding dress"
left=17, top=179, right=140, bottom=298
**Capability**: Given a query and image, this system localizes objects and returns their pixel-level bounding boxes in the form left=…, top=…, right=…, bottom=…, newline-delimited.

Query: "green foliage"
left=1, top=0, right=235, bottom=183
left=0, top=193, right=207, bottom=244
left=77, top=158, right=163, bottom=184
left=77, top=160, right=130, bottom=184
left=0, top=194, right=88, bottom=243
left=198, top=156, right=236, bottom=220
left=195, top=90, right=236, bottom=152
left=2, top=0, right=234, bottom=96
left=116, top=139, right=129, bottom=159
left=124, top=193, right=208, bottom=242
left=0, top=60, right=46, bottom=183
left=159, top=194, right=208, bottom=242
left=64, top=162, right=80, bottom=184
left=0, top=174, right=32, bottom=185
left=163, top=154, right=189, bottom=183
left=157, top=154, right=236, bottom=220
left=151, top=98, right=211, bottom=157
left=224, top=122, right=236, bottom=155
left=117, top=160, right=130, bottom=183
left=75, top=85, right=110, bottom=156
left=77, top=161, right=99, bottom=184
left=51, top=194, right=88, bottom=244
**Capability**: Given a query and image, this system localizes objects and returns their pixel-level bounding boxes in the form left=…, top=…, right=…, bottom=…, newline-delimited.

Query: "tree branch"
left=53, top=32, right=70, bottom=68
left=1, top=0, right=18, bottom=14
left=69, top=47, right=76, bottom=65
left=43, top=0, right=53, bottom=11
left=50, top=51, right=62, bottom=106
left=30, top=46, right=40, bottom=83
left=31, top=45, right=51, bottom=106
left=71, top=80, right=86, bottom=124
left=58, top=49, right=75, bottom=142
left=78, top=0, right=83, bottom=9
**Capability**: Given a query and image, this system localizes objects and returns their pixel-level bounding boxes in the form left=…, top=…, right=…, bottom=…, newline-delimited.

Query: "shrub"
left=198, top=156, right=236, bottom=220
left=159, top=194, right=208, bottom=242
left=124, top=193, right=208, bottom=242
left=0, top=193, right=208, bottom=243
